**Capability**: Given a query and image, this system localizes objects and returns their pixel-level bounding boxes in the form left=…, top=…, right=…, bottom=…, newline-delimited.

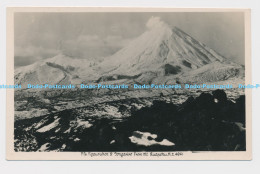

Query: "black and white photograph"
left=6, top=8, right=251, bottom=160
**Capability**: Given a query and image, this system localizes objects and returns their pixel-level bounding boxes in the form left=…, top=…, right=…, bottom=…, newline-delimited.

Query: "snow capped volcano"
left=96, top=17, right=227, bottom=76
left=95, top=17, right=243, bottom=83
left=15, top=17, right=244, bottom=86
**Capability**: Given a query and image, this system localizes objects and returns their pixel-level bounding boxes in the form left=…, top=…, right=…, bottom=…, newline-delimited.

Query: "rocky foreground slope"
left=14, top=90, right=245, bottom=152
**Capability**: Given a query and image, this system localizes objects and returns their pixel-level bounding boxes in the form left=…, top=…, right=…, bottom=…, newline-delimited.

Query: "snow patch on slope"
left=129, top=131, right=175, bottom=147
left=37, top=118, right=60, bottom=133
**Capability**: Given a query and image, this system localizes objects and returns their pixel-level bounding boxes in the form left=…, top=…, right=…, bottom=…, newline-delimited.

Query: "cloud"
left=62, top=34, right=132, bottom=59
left=14, top=56, right=40, bottom=67
left=15, top=33, right=133, bottom=66
left=110, top=24, right=120, bottom=32
left=15, top=45, right=59, bottom=60
left=146, top=16, right=167, bottom=29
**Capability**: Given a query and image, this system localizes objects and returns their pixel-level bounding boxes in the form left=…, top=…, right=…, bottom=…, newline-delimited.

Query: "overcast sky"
left=14, top=12, right=245, bottom=66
